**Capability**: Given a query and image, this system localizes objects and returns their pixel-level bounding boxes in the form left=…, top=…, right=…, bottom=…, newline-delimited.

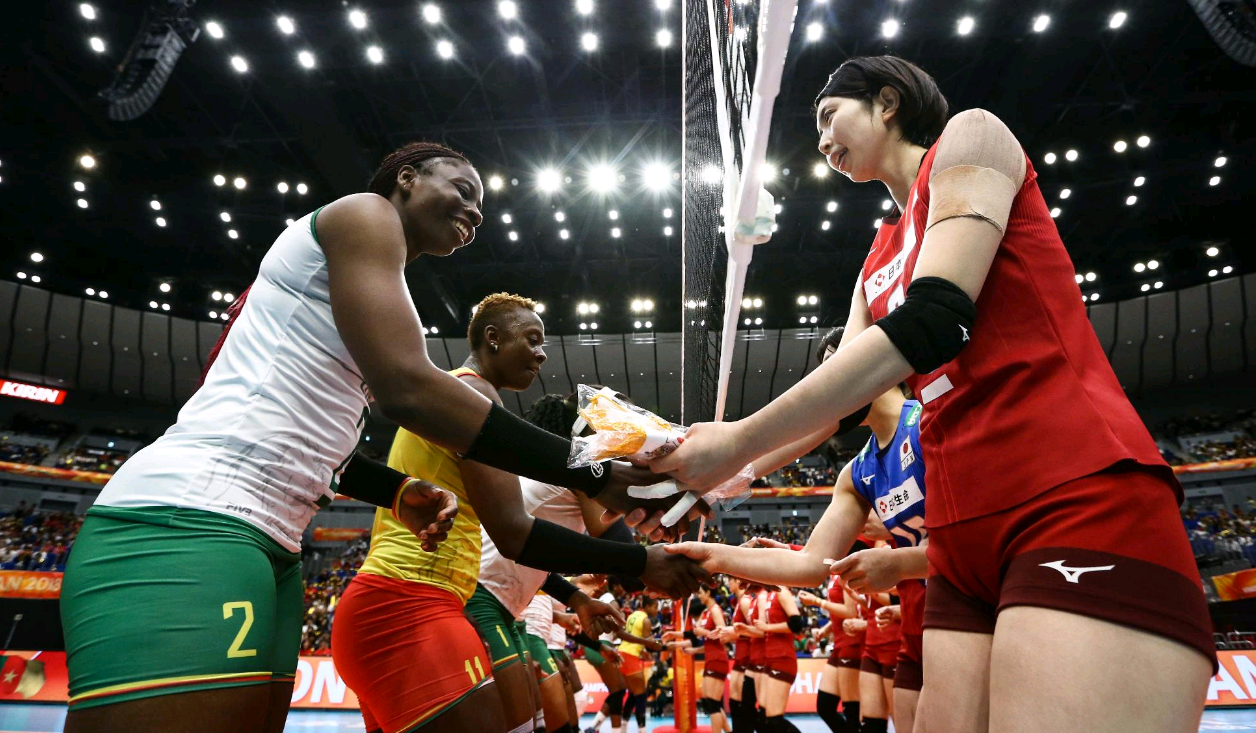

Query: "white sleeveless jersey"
left=547, top=603, right=568, bottom=649
left=478, top=477, right=585, bottom=617
left=95, top=209, right=369, bottom=551
left=522, top=593, right=555, bottom=641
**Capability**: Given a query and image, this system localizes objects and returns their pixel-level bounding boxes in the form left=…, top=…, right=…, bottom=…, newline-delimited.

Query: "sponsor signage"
left=0, top=380, right=66, bottom=405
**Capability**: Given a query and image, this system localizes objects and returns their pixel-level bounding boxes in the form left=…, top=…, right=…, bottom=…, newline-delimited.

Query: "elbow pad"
left=875, top=276, right=976, bottom=374
left=786, top=615, right=805, bottom=634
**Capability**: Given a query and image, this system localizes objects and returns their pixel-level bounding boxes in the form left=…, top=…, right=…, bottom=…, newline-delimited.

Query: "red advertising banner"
left=0, top=380, right=67, bottom=405
left=312, top=527, right=369, bottom=542
left=0, top=571, right=62, bottom=599
left=2, top=651, right=1252, bottom=710
left=1212, top=569, right=1256, bottom=601
left=0, top=461, right=112, bottom=485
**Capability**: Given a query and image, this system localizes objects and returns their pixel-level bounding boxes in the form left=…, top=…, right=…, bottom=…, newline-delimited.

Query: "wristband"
left=335, top=451, right=409, bottom=509
left=517, top=519, right=648, bottom=576
left=571, top=632, right=602, bottom=650
left=541, top=574, right=579, bottom=606
left=463, top=403, right=613, bottom=497
left=683, top=630, right=699, bottom=644
left=787, top=615, right=805, bottom=634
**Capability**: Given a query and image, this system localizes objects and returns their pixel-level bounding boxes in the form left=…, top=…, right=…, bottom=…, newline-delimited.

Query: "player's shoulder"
left=314, top=193, right=404, bottom=251
left=456, top=370, right=504, bottom=406
left=932, top=108, right=1025, bottom=183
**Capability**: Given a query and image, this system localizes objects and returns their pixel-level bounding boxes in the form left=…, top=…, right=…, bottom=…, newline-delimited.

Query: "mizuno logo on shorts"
left=1039, top=560, right=1115, bottom=584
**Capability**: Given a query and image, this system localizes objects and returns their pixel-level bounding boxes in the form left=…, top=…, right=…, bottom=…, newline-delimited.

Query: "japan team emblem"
left=900, top=440, right=915, bottom=471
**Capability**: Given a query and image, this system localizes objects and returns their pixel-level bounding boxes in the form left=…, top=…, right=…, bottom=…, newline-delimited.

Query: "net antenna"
left=681, top=0, right=798, bottom=427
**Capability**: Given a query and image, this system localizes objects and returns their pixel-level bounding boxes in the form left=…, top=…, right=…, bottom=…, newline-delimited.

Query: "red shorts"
left=834, top=629, right=865, bottom=667
left=704, top=656, right=730, bottom=680
left=758, top=656, right=798, bottom=684
left=924, top=464, right=1216, bottom=670
left=893, top=633, right=923, bottom=691
left=619, top=651, right=645, bottom=677
left=860, top=640, right=899, bottom=678
left=331, top=574, right=492, bottom=733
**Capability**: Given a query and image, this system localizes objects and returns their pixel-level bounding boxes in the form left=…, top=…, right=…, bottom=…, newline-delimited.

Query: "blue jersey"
left=849, top=401, right=928, bottom=548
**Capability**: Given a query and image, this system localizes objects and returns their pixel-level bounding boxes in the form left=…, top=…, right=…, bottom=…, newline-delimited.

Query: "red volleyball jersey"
left=759, top=590, right=797, bottom=659
left=748, top=590, right=767, bottom=662
left=860, top=591, right=900, bottom=647
left=732, top=595, right=752, bottom=663
left=700, top=605, right=729, bottom=663
left=897, top=579, right=926, bottom=638
left=860, top=137, right=1173, bottom=527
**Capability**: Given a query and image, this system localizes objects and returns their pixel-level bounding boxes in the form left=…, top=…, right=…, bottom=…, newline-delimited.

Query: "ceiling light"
left=881, top=199, right=892, bottom=211
left=537, top=168, right=562, bottom=192
left=149, top=301, right=158, bottom=309
left=212, top=291, right=223, bottom=301
left=799, top=316, right=806, bottom=324
left=1147, top=259, right=1159, bottom=270
left=150, top=200, right=162, bottom=211
left=220, top=211, right=231, bottom=222
left=1208, top=270, right=1218, bottom=278
left=277, top=16, right=295, bottom=34
left=213, top=174, right=226, bottom=186
left=1085, top=272, right=1097, bottom=282
left=499, top=1, right=519, bottom=20
left=1059, top=188, right=1071, bottom=199
left=1113, top=140, right=1127, bottom=153
left=805, top=22, right=823, bottom=42
left=224, top=292, right=235, bottom=303
left=754, top=317, right=763, bottom=325
left=220, top=313, right=229, bottom=321
left=155, top=217, right=166, bottom=227
left=812, top=162, right=828, bottom=178
left=228, top=229, right=239, bottom=239
left=797, top=295, right=807, bottom=306
left=821, top=220, right=831, bottom=230
left=161, top=303, right=171, bottom=311
left=296, top=183, right=308, bottom=195
left=1215, top=156, right=1227, bottom=168
left=1209, top=176, right=1221, bottom=186
left=559, top=229, right=570, bottom=239
left=1065, top=149, right=1078, bottom=162
left=634, top=320, right=642, bottom=329
left=1153, top=281, right=1163, bottom=290
left=825, top=200, right=838, bottom=213
left=507, top=36, right=525, bottom=54
left=89, top=37, right=105, bottom=53
left=655, top=0, right=671, bottom=8
left=1125, top=195, right=1138, bottom=206
left=590, top=322, right=598, bottom=330
left=74, top=181, right=86, bottom=192
left=79, top=3, right=96, bottom=20
left=760, top=162, right=777, bottom=182
left=422, top=4, right=442, bottom=24
left=656, top=29, right=673, bottom=47
left=1075, top=274, right=1084, bottom=284
left=753, top=297, right=763, bottom=308
left=285, top=218, right=295, bottom=226
left=29, top=276, right=39, bottom=283
left=1136, top=135, right=1150, bottom=148
left=348, top=9, right=367, bottom=29
left=436, top=39, right=454, bottom=59
left=367, top=46, right=384, bottom=64
left=16, top=272, right=25, bottom=279
left=588, top=164, right=618, bottom=193
left=608, top=209, right=619, bottom=220
left=230, top=55, right=248, bottom=73
left=508, top=231, right=519, bottom=241
left=99, top=291, right=107, bottom=299
left=159, top=282, right=172, bottom=293
left=29, top=252, right=43, bottom=263
left=1032, top=14, right=1050, bottom=32
left=1141, top=283, right=1150, bottom=292
left=1089, top=293, right=1100, bottom=301
left=501, top=213, right=513, bottom=224
left=579, top=323, right=588, bottom=330
left=209, top=311, right=218, bottom=319
left=1224, top=266, right=1233, bottom=274
left=874, top=218, right=882, bottom=228
left=957, top=16, right=975, bottom=35
left=277, top=182, right=289, bottom=194
left=663, top=225, right=673, bottom=236
left=743, top=318, right=751, bottom=326
left=1108, top=11, right=1127, bottom=29
left=1044, top=152, right=1056, bottom=165
left=298, top=50, right=315, bottom=69
left=663, top=207, right=674, bottom=218
left=808, top=295, right=818, bottom=306
left=881, top=19, right=900, bottom=38
left=643, top=163, right=671, bottom=190
left=1134, top=176, right=1145, bottom=187
left=611, top=227, right=621, bottom=238
left=488, top=175, right=504, bottom=191
left=206, top=21, right=224, bottom=39
left=577, top=0, right=595, bottom=14
left=1134, top=263, right=1146, bottom=273
left=233, top=177, right=246, bottom=189
left=77, top=198, right=89, bottom=209
left=79, top=154, right=96, bottom=169
left=1206, top=246, right=1220, bottom=257
left=1050, top=207, right=1061, bottom=218
left=548, top=211, right=564, bottom=223
left=581, top=32, right=599, bottom=51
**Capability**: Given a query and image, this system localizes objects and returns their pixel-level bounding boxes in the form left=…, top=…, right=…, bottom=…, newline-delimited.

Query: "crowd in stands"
left=1156, top=409, right=1256, bottom=466
left=0, top=504, right=81, bottom=571
left=0, top=442, right=50, bottom=466
left=300, top=537, right=369, bottom=654
left=58, top=447, right=130, bottom=474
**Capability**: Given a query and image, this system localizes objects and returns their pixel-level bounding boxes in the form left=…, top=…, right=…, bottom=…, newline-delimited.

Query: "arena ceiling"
left=1, top=0, right=1251, bottom=339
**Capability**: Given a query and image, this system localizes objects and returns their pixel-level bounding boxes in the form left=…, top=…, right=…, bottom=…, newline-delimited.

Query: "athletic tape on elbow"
left=925, top=164, right=1018, bottom=234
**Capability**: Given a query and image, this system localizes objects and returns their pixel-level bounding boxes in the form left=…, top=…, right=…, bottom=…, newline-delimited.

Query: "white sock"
left=591, top=711, right=607, bottom=729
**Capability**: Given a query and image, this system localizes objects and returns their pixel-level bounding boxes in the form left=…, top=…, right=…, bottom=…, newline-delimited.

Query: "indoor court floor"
left=2, top=706, right=1256, bottom=732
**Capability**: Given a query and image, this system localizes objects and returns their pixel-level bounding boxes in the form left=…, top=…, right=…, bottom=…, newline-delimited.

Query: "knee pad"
left=698, top=697, right=723, bottom=715
left=816, top=690, right=845, bottom=728
left=859, top=717, right=888, bottom=733
left=606, top=690, right=625, bottom=716
left=762, top=715, right=802, bottom=733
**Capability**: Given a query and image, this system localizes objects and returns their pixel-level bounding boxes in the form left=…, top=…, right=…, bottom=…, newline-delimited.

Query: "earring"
left=491, top=343, right=498, bottom=352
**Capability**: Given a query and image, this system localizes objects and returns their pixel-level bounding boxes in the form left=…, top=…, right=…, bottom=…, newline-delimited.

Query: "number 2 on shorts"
left=223, top=601, right=258, bottom=658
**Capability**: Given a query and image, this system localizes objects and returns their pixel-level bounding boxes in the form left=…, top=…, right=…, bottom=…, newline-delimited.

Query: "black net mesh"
left=682, top=0, right=759, bottom=424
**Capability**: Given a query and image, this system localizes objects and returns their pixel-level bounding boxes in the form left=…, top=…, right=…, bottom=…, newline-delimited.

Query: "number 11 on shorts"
left=223, top=601, right=258, bottom=658
left=464, top=656, right=486, bottom=684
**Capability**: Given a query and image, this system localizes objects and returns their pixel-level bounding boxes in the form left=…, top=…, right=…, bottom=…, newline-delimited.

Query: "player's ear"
left=877, top=85, right=901, bottom=129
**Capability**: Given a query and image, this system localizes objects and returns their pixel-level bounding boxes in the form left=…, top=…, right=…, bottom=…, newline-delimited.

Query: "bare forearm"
left=739, top=327, right=911, bottom=456
left=705, top=545, right=830, bottom=588
left=760, top=622, right=791, bottom=634
left=751, top=426, right=834, bottom=478
left=896, top=546, right=928, bottom=581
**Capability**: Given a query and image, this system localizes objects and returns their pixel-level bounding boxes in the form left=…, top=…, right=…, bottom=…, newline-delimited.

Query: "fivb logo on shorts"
left=875, top=476, right=923, bottom=523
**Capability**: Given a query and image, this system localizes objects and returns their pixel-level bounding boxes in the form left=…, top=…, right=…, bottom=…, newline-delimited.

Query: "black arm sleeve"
left=571, top=632, right=603, bottom=650
left=462, top=403, right=613, bottom=497
left=683, top=630, right=699, bottom=644
left=541, top=574, right=579, bottom=606
left=335, top=451, right=409, bottom=509
left=516, top=519, right=648, bottom=576
left=786, top=615, right=805, bottom=634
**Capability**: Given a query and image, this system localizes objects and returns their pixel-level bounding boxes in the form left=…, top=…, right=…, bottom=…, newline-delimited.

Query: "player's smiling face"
left=398, top=159, right=484, bottom=257
left=815, top=88, right=901, bottom=184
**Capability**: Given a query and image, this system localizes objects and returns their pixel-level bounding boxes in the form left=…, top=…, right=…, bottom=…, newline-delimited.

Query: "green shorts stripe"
left=464, top=584, right=527, bottom=670
left=61, top=506, right=302, bottom=709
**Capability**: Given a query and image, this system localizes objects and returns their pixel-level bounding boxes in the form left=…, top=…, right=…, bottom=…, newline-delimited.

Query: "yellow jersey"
left=619, top=609, right=651, bottom=658
left=357, top=368, right=483, bottom=603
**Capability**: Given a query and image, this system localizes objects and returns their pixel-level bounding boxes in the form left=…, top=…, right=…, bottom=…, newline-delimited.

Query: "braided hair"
left=523, top=394, right=578, bottom=436
left=367, top=141, right=469, bottom=198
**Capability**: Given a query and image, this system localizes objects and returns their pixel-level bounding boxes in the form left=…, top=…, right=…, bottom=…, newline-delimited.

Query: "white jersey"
left=94, top=209, right=369, bottom=551
left=548, top=604, right=568, bottom=650
left=599, top=592, right=618, bottom=644
left=478, top=478, right=586, bottom=617
left=523, top=594, right=554, bottom=641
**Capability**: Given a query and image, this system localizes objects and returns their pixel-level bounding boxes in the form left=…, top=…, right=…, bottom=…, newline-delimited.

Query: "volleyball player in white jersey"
left=59, top=142, right=700, bottom=733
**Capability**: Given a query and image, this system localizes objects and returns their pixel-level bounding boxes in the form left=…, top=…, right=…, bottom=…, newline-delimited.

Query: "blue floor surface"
left=2, top=706, right=1256, bottom=731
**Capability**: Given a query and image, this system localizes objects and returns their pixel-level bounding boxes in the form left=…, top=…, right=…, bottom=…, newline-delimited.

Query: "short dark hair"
left=814, top=56, right=949, bottom=149
left=467, top=292, right=539, bottom=351
left=816, top=326, right=844, bottom=365
left=367, top=141, right=469, bottom=197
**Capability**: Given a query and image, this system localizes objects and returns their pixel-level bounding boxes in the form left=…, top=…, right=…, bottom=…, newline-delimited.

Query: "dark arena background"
left=0, top=1, right=1254, bottom=731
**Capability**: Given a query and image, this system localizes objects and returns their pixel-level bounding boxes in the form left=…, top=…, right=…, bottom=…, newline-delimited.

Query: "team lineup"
left=52, top=52, right=1215, bottom=733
